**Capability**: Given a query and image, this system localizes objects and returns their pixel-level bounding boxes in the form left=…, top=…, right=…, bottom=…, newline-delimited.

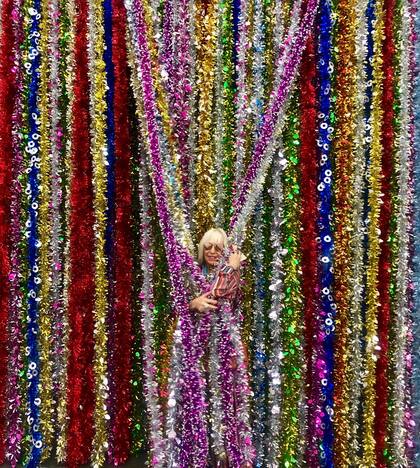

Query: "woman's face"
left=203, top=241, right=223, bottom=267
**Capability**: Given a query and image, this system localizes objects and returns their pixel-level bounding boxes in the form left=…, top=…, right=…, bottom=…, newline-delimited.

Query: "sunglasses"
left=203, top=242, right=223, bottom=252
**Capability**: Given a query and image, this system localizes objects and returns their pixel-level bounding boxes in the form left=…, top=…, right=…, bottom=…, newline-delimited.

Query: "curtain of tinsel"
left=0, top=0, right=419, bottom=466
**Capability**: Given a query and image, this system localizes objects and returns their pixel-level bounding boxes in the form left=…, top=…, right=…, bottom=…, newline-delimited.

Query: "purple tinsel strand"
left=128, top=0, right=209, bottom=463
left=161, top=0, right=193, bottom=207
left=219, top=318, right=242, bottom=465
left=217, top=300, right=254, bottom=466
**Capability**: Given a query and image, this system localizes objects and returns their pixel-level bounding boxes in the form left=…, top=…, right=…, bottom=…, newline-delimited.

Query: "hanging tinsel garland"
left=412, top=0, right=420, bottom=462
left=317, top=0, right=336, bottom=462
left=0, top=0, right=17, bottom=460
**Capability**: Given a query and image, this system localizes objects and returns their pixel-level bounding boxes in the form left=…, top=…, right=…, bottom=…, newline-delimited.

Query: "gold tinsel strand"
left=38, top=0, right=54, bottom=459
left=87, top=0, right=109, bottom=462
left=193, top=0, right=218, bottom=240
left=362, top=0, right=385, bottom=463
left=347, top=0, right=369, bottom=462
left=56, top=0, right=75, bottom=458
left=332, top=0, right=358, bottom=463
left=264, top=0, right=278, bottom=97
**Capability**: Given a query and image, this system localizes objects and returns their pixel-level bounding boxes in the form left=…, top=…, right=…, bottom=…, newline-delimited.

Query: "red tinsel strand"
left=66, top=0, right=96, bottom=462
left=109, top=0, right=133, bottom=462
left=299, top=33, right=321, bottom=466
left=374, top=0, right=395, bottom=462
left=0, top=0, right=16, bottom=461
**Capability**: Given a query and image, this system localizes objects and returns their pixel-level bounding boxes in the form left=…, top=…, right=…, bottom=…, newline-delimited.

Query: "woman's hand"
left=228, top=245, right=242, bottom=270
left=189, top=292, right=218, bottom=313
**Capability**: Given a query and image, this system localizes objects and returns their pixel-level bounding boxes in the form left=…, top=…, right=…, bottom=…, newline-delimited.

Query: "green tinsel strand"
left=278, top=93, right=305, bottom=466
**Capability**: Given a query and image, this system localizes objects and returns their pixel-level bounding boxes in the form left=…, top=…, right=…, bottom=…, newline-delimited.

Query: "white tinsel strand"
left=207, top=313, right=225, bottom=460
left=411, top=0, right=420, bottom=461
left=265, top=145, right=286, bottom=467
left=390, top=0, right=414, bottom=462
left=219, top=302, right=255, bottom=465
left=250, top=200, right=268, bottom=466
left=249, top=0, right=268, bottom=462
left=139, top=164, right=166, bottom=467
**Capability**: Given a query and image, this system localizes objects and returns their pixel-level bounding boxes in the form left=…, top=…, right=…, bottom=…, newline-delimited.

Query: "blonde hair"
left=198, top=228, right=228, bottom=265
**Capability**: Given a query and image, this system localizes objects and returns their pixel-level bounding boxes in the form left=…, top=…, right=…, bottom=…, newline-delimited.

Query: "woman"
left=190, top=228, right=244, bottom=313
left=188, top=228, right=254, bottom=467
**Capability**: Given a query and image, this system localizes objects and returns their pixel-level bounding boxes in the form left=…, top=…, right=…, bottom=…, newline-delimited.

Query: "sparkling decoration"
left=125, top=19, right=149, bottom=456
left=193, top=0, right=218, bottom=240
left=46, top=0, right=67, bottom=461
left=87, top=0, right=111, bottom=460
left=362, top=0, right=385, bottom=463
left=388, top=0, right=414, bottom=463
left=277, top=96, right=305, bottom=467
left=332, top=0, right=358, bottom=463
left=138, top=162, right=165, bottom=466
left=105, top=0, right=134, bottom=461
left=373, top=0, right=395, bottom=462
left=124, top=0, right=209, bottom=463
left=5, top=0, right=27, bottom=461
left=233, top=0, right=252, bottom=188
left=214, top=0, right=235, bottom=228
left=22, top=0, right=44, bottom=462
left=317, top=0, right=335, bottom=462
left=413, top=0, right=420, bottom=462
left=55, top=0, right=73, bottom=459
left=52, top=0, right=75, bottom=462
left=66, top=0, right=96, bottom=461
left=249, top=0, right=268, bottom=463
left=346, top=0, right=369, bottom=461
left=265, top=145, right=286, bottom=467
left=37, top=0, right=55, bottom=458
left=298, top=33, right=321, bottom=466
left=0, top=0, right=418, bottom=465
left=0, top=0, right=17, bottom=461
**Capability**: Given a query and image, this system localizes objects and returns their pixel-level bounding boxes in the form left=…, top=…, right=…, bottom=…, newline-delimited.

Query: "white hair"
left=197, top=228, right=228, bottom=265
